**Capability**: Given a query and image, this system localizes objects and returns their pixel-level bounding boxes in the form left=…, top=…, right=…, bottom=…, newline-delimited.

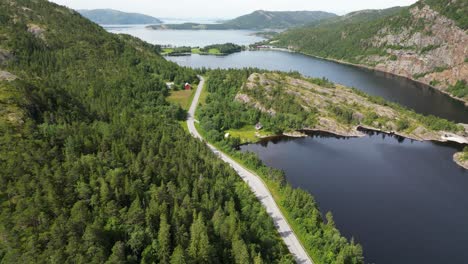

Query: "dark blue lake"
left=241, top=132, right=468, bottom=264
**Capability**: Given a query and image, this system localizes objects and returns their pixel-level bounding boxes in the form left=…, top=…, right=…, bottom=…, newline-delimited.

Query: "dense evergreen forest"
left=0, top=1, right=295, bottom=263
left=197, top=69, right=365, bottom=263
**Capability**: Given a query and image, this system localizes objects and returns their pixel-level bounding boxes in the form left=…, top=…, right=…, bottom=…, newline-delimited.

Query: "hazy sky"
left=50, top=0, right=418, bottom=19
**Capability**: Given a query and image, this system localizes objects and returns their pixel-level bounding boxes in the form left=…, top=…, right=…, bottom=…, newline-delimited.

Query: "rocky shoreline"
left=251, top=125, right=468, bottom=169
left=454, top=153, right=468, bottom=170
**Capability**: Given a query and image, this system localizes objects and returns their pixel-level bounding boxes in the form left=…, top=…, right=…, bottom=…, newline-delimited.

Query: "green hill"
left=79, top=9, right=162, bottom=24
left=0, top=0, right=295, bottom=263
left=149, top=10, right=337, bottom=30
left=273, top=0, right=468, bottom=103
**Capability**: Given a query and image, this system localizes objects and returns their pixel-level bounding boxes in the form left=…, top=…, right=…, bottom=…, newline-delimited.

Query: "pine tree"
left=158, top=214, right=171, bottom=264
left=105, top=241, right=126, bottom=264
left=188, top=214, right=211, bottom=263
left=253, top=253, right=264, bottom=264
left=170, top=245, right=186, bottom=264
left=232, top=238, right=250, bottom=264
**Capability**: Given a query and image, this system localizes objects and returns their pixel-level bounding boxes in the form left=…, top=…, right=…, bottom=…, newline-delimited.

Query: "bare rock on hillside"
left=0, top=70, right=17, bottom=81
left=27, top=24, right=46, bottom=40
left=368, top=4, right=468, bottom=101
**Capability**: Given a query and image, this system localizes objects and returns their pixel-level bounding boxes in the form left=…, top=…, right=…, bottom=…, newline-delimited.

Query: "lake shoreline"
left=244, top=125, right=467, bottom=169
left=261, top=47, right=468, bottom=107
left=454, top=153, right=468, bottom=170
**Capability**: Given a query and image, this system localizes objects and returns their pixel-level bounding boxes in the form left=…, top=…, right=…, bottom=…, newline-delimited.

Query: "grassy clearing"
left=194, top=82, right=209, bottom=120
left=207, top=48, right=222, bottom=55
left=198, top=83, right=208, bottom=105
left=198, top=48, right=223, bottom=55
left=161, top=48, right=173, bottom=55
left=167, top=87, right=196, bottom=110
left=226, top=125, right=272, bottom=144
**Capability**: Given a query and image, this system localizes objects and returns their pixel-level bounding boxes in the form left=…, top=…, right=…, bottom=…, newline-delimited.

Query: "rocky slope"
left=274, top=0, right=468, bottom=104
left=365, top=4, right=467, bottom=102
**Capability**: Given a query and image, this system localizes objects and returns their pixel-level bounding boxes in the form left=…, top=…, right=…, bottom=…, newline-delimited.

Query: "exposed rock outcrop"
left=367, top=4, right=468, bottom=103
left=0, top=70, right=17, bottom=81
left=0, top=49, right=13, bottom=65
left=454, top=152, right=468, bottom=170
left=27, top=23, right=46, bottom=40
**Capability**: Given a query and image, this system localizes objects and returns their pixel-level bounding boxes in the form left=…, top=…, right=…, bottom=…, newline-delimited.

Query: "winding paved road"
left=187, top=76, right=313, bottom=264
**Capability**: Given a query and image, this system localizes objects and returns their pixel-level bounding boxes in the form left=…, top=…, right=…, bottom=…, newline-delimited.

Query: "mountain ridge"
left=78, top=8, right=162, bottom=24
left=149, top=10, right=337, bottom=30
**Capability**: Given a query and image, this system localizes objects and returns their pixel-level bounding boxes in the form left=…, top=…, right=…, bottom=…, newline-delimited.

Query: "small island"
left=162, top=43, right=243, bottom=56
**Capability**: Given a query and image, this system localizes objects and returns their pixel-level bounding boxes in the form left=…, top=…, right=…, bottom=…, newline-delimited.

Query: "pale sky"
left=50, top=0, right=418, bottom=19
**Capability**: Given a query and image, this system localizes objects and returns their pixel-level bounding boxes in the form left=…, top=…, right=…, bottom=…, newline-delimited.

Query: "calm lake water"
left=241, top=132, right=468, bottom=264
left=168, top=51, right=468, bottom=123
left=106, top=26, right=468, bottom=264
left=105, top=24, right=264, bottom=47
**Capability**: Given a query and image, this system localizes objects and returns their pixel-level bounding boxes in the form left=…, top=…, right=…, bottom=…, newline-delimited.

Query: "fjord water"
left=241, top=133, right=468, bottom=264
left=105, top=25, right=264, bottom=47
left=168, top=50, right=468, bottom=123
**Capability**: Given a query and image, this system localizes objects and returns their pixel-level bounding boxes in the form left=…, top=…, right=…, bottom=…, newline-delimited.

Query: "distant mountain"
left=224, top=10, right=337, bottom=29
left=149, top=10, right=337, bottom=30
left=273, top=0, right=468, bottom=103
left=78, top=9, right=162, bottom=24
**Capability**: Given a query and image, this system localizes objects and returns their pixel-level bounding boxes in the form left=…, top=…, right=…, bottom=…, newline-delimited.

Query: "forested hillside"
left=78, top=9, right=162, bottom=25
left=273, top=0, right=468, bottom=103
left=148, top=10, right=337, bottom=30
left=197, top=69, right=366, bottom=263
left=0, top=0, right=294, bottom=263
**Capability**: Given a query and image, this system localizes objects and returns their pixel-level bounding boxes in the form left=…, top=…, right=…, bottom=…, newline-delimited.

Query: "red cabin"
left=184, top=83, right=192, bottom=90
